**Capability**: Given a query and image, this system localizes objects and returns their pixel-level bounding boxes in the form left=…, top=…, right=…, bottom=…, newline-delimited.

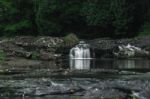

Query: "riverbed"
left=0, top=58, right=150, bottom=99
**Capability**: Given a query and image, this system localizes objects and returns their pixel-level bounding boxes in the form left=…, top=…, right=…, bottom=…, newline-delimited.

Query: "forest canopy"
left=0, top=0, right=150, bottom=38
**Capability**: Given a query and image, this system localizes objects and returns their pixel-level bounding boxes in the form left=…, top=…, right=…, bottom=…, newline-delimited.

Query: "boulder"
left=113, top=44, right=150, bottom=58
left=88, top=36, right=150, bottom=58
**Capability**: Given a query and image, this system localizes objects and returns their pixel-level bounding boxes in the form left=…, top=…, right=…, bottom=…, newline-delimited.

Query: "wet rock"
left=0, top=78, right=150, bottom=98
left=84, top=88, right=127, bottom=99
left=139, top=89, right=150, bottom=99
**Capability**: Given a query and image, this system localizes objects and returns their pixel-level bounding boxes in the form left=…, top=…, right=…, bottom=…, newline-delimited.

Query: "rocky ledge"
left=0, top=36, right=150, bottom=99
left=0, top=36, right=65, bottom=60
left=0, top=36, right=150, bottom=60
left=88, top=36, right=150, bottom=58
left=0, top=71, right=150, bottom=99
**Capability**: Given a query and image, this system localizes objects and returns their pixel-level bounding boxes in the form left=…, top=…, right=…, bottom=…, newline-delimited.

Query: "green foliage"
left=4, top=20, right=32, bottom=36
left=81, top=0, right=112, bottom=25
left=139, top=22, right=150, bottom=36
left=31, top=51, right=40, bottom=60
left=81, top=0, right=148, bottom=38
left=36, top=0, right=62, bottom=36
left=36, top=0, right=149, bottom=38
left=63, top=33, right=79, bottom=46
left=0, top=0, right=37, bottom=36
left=0, top=50, right=6, bottom=62
left=0, top=0, right=150, bottom=38
left=139, top=8, right=150, bottom=36
left=36, top=0, right=85, bottom=36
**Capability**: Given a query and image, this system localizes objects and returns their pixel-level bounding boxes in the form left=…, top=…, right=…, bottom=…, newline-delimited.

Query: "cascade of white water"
left=69, top=41, right=94, bottom=69
left=69, top=42, right=92, bottom=59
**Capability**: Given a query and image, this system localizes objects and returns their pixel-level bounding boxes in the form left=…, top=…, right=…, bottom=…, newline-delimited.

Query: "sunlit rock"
left=113, top=44, right=149, bottom=58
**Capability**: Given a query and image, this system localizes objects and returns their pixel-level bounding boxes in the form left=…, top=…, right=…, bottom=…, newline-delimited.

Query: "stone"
left=40, top=52, right=55, bottom=60
left=88, top=36, right=150, bottom=58
left=113, top=44, right=150, bottom=58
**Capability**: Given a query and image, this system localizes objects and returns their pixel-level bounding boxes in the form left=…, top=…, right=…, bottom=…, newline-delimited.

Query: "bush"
left=63, top=33, right=79, bottom=46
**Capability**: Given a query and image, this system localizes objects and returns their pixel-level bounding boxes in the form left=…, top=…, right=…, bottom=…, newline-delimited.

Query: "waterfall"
left=69, top=41, right=94, bottom=69
left=69, top=41, right=92, bottom=59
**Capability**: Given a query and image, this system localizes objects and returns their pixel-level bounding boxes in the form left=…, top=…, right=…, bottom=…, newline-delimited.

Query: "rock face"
left=113, top=44, right=149, bottom=58
left=0, top=76, right=150, bottom=99
left=0, top=36, right=150, bottom=60
left=88, top=36, right=150, bottom=58
left=14, top=36, right=64, bottom=48
left=0, top=36, right=67, bottom=71
left=0, top=36, right=64, bottom=60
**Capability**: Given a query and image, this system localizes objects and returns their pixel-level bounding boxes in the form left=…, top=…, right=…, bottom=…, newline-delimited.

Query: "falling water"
left=69, top=41, right=94, bottom=69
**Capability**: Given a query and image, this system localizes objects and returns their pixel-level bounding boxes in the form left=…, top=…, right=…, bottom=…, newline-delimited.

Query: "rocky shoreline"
left=0, top=36, right=150, bottom=60
left=0, top=71, right=150, bottom=99
left=88, top=36, right=150, bottom=58
left=0, top=36, right=150, bottom=99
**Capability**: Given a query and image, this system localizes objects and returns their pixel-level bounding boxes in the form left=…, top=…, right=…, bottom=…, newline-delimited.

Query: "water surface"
left=69, top=58, right=150, bottom=71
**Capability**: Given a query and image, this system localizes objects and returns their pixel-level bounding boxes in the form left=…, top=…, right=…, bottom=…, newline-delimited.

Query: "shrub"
left=63, top=33, right=79, bottom=47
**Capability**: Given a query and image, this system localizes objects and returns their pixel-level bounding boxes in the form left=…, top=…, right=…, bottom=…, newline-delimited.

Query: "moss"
left=31, top=51, right=40, bottom=60
left=0, top=50, right=6, bottom=62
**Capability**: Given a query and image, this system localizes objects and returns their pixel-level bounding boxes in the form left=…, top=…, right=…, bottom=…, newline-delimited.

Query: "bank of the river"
left=0, top=36, right=150, bottom=60
left=0, top=69, right=150, bottom=99
left=0, top=36, right=150, bottom=99
left=88, top=36, right=150, bottom=58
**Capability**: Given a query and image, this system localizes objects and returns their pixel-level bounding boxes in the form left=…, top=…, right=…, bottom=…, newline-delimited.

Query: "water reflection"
left=115, top=59, right=150, bottom=69
left=69, top=58, right=150, bottom=70
left=70, top=59, right=91, bottom=69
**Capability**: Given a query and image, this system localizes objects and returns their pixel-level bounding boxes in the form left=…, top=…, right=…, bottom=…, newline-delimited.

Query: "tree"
left=0, top=0, right=38, bottom=36
left=36, top=0, right=85, bottom=36
left=0, top=0, right=149, bottom=38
